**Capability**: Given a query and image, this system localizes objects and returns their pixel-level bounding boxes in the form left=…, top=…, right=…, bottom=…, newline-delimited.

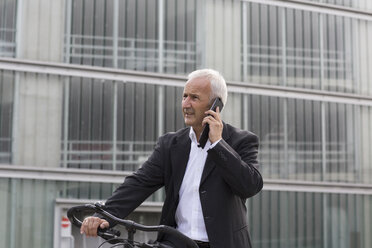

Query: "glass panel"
left=163, top=0, right=197, bottom=74
left=285, top=9, right=322, bottom=89
left=67, top=0, right=197, bottom=73
left=0, top=0, right=17, bottom=57
left=359, top=105, right=372, bottom=184
left=322, top=15, right=353, bottom=93
left=63, top=77, right=185, bottom=171
left=252, top=96, right=325, bottom=181
left=116, top=83, right=185, bottom=171
left=163, top=86, right=185, bottom=132
left=248, top=191, right=370, bottom=248
left=66, top=78, right=115, bottom=170
left=252, top=96, right=285, bottom=177
left=10, top=72, right=63, bottom=167
left=246, top=94, right=366, bottom=183
left=63, top=181, right=117, bottom=200
left=243, top=3, right=283, bottom=85
left=116, top=82, right=159, bottom=171
left=324, top=103, right=356, bottom=182
left=243, top=3, right=372, bottom=97
left=287, top=99, right=323, bottom=181
left=0, top=70, right=14, bottom=163
left=358, top=20, right=372, bottom=96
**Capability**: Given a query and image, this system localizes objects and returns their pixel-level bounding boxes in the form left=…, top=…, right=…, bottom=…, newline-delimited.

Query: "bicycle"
left=67, top=202, right=199, bottom=248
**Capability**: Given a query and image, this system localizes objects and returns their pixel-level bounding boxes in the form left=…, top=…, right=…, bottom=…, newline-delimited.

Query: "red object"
left=61, top=216, right=70, bottom=228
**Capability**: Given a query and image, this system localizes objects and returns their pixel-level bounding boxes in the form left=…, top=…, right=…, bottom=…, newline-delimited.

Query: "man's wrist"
left=209, top=138, right=222, bottom=149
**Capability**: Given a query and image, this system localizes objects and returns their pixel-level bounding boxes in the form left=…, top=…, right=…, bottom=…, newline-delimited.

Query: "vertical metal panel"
left=112, top=81, right=118, bottom=170
left=357, top=20, right=372, bottom=96
left=113, top=0, right=119, bottom=68
left=62, top=78, right=69, bottom=168
left=9, top=179, right=17, bottom=248
left=158, top=0, right=164, bottom=73
left=242, top=2, right=248, bottom=81
left=0, top=71, right=13, bottom=163
left=158, top=86, right=165, bottom=136
left=0, top=0, right=17, bottom=57
left=0, top=179, right=9, bottom=248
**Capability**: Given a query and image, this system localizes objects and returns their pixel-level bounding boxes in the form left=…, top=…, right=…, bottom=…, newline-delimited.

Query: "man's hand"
left=80, top=216, right=109, bottom=237
left=202, top=106, right=223, bottom=144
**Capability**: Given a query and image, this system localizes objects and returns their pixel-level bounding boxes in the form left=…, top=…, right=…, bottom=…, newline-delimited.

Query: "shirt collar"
left=189, top=127, right=198, bottom=144
left=189, top=127, right=212, bottom=149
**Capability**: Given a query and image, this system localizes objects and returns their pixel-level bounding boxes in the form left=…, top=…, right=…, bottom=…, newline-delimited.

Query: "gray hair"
left=187, top=69, right=228, bottom=106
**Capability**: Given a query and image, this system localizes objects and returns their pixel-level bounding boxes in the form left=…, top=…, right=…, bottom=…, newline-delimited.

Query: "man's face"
left=182, top=77, right=212, bottom=132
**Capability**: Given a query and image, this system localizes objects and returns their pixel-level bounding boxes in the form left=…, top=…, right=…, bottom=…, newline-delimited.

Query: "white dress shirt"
left=175, top=127, right=220, bottom=241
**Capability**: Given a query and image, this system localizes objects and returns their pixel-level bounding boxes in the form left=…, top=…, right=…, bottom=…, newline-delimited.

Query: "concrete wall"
left=199, top=0, right=242, bottom=126
left=13, top=0, right=65, bottom=167
left=204, top=0, right=241, bottom=81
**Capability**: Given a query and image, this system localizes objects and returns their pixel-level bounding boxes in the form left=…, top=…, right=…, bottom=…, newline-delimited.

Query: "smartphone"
left=198, top=97, right=224, bottom=149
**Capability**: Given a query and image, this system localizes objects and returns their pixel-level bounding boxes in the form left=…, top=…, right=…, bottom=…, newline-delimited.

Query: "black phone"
left=198, top=97, right=224, bottom=149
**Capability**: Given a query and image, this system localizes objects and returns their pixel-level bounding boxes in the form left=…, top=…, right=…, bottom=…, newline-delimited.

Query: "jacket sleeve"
left=98, top=137, right=166, bottom=225
left=207, top=132, right=263, bottom=199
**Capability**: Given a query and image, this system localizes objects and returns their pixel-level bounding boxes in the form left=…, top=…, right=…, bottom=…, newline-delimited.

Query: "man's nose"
left=182, top=97, right=191, bottom=107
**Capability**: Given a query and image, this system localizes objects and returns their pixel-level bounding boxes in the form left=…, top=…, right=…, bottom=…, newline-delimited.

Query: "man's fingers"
left=100, top=220, right=109, bottom=229
left=205, top=108, right=221, bottom=121
left=88, top=219, right=97, bottom=236
left=202, top=115, right=219, bottom=126
left=81, top=217, right=107, bottom=237
left=80, top=218, right=88, bottom=234
left=202, top=111, right=223, bottom=144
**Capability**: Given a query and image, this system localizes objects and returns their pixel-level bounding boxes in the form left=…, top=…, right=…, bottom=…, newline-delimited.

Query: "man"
left=80, top=69, right=263, bottom=248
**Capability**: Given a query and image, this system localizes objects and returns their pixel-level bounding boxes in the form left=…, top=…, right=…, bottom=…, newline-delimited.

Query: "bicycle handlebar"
left=67, top=202, right=199, bottom=248
left=67, top=203, right=121, bottom=243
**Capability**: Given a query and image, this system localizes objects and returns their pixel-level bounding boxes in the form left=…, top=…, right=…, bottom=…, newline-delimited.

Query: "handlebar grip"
left=67, top=204, right=121, bottom=244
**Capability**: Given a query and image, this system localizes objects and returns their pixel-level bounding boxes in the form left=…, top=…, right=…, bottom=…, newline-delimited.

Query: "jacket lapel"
left=200, top=123, right=230, bottom=185
left=170, top=128, right=191, bottom=198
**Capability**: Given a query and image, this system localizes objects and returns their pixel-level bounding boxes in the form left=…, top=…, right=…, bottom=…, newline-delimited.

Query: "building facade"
left=0, top=0, right=372, bottom=247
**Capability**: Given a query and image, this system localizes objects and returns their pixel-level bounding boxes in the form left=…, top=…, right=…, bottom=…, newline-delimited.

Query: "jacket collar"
left=170, top=127, right=191, bottom=198
left=200, top=122, right=231, bottom=185
left=170, top=123, right=231, bottom=195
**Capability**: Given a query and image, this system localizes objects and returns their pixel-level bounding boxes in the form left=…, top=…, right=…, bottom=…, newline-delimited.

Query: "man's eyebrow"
left=183, top=93, right=199, bottom=97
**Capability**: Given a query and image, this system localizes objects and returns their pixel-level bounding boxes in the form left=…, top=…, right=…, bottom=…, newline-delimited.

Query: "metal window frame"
left=0, top=165, right=131, bottom=183
left=1, top=58, right=372, bottom=107
left=243, top=0, right=372, bottom=21
left=1, top=165, right=372, bottom=195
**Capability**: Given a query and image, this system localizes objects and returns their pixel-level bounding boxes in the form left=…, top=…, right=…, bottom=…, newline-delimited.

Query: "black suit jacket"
left=103, top=123, right=263, bottom=248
